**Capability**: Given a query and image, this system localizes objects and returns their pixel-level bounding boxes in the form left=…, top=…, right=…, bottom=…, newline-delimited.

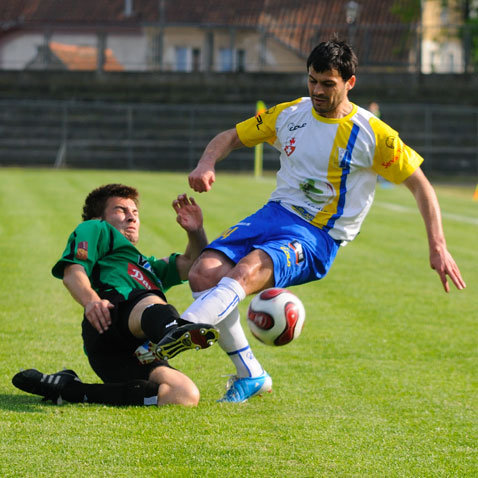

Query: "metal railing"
left=0, top=99, right=477, bottom=177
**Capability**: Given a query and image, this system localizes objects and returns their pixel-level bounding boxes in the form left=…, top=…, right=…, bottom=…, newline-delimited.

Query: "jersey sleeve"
left=51, top=220, right=110, bottom=279
left=149, top=253, right=184, bottom=292
left=369, top=116, right=424, bottom=184
left=236, top=99, right=302, bottom=147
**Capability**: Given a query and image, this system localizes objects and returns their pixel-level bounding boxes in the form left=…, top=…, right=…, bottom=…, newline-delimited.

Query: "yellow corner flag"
left=473, top=184, right=478, bottom=201
left=254, top=100, right=267, bottom=179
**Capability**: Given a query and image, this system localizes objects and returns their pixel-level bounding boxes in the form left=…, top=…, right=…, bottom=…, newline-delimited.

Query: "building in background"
left=421, top=0, right=478, bottom=73
left=0, top=0, right=419, bottom=73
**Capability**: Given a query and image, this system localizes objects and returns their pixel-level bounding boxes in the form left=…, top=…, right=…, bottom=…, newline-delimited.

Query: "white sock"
left=216, top=307, right=264, bottom=378
left=182, top=277, right=246, bottom=326
left=189, top=291, right=264, bottom=378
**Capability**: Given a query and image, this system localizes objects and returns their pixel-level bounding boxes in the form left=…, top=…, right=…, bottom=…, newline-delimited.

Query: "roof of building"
left=0, top=0, right=417, bottom=65
left=49, top=42, right=124, bottom=71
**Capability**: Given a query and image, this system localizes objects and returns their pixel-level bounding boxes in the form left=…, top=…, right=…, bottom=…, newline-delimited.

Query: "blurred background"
left=0, top=0, right=477, bottom=178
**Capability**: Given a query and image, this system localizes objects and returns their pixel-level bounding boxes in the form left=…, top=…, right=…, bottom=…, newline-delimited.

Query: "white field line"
left=375, top=201, right=478, bottom=226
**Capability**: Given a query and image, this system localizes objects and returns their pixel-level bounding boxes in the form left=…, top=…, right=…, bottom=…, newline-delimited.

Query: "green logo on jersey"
left=300, top=179, right=325, bottom=204
left=299, top=179, right=335, bottom=207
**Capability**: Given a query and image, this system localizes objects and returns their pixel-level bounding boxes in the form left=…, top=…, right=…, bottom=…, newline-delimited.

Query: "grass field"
left=0, top=168, right=476, bottom=477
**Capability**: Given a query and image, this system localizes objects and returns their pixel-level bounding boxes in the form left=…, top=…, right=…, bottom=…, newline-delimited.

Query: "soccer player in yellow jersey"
left=184, top=39, right=466, bottom=403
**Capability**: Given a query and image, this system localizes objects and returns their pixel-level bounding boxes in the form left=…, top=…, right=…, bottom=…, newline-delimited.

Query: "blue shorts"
left=206, top=201, right=340, bottom=288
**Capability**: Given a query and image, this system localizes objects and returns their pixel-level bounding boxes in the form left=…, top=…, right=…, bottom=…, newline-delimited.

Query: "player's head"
left=306, top=39, right=357, bottom=116
left=82, top=184, right=140, bottom=244
left=306, top=39, right=358, bottom=80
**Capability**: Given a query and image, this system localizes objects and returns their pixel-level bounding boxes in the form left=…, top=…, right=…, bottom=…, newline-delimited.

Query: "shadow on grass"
left=0, top=393, right=54, bottom=412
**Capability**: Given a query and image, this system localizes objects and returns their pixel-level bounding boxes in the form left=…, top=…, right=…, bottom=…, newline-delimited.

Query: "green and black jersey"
left=52, top=220, right=183, bottom=298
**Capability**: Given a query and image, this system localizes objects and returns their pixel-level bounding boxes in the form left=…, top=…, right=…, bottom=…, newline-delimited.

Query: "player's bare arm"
left=173, top=193, right=209, bottom=280
left=189, top=128, right=244, bottom=193
left=403, top=168, right=466, bottom=292
left=63, top=263, right=114, bottom=333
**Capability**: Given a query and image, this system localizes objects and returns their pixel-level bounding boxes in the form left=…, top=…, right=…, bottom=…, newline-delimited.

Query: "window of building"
left=219, top=48, right=234, bottom=72
left=175, top=47, right=189, bottom=72
left=219, top=48, right=246, bottom=72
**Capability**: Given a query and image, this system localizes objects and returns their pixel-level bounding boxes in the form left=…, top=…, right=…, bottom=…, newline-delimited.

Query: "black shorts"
left=82, top=289, right=173, bottom=383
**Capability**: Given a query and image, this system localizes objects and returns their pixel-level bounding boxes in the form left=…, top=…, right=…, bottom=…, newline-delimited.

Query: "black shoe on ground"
left=153, top=323, right=219, bottom=361
left=12, top=369, right=81, bottom=404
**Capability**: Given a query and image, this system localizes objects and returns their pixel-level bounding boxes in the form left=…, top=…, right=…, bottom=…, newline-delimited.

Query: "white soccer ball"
left=247, top=288, right=306, bottom=346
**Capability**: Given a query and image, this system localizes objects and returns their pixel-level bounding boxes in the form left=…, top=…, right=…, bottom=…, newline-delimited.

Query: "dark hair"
left=82, top=184, right=139, bottom=221
left=306, top=39, right=358, bottom=80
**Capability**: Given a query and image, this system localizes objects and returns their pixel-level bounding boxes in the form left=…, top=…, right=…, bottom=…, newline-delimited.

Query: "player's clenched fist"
left=188, top=164, right=216, bottom=192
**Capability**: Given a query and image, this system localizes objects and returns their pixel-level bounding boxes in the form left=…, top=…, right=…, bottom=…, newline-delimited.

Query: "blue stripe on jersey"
left=324, top=123, right=360, bottom=231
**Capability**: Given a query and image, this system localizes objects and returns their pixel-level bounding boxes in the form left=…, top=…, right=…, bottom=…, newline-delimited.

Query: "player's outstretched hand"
left=188, top=163, right=216, bottom=193
left=85, top=299, right=114, bottom=334
left=430, top=248, right=466, bottom=293
left=173, top=193, right=203, bottom=232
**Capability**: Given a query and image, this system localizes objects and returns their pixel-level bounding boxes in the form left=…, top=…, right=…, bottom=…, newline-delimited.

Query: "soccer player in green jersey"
left=12, top=184, right=218, bottom=407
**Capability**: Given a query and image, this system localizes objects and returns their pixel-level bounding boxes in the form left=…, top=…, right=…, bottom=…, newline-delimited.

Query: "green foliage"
left=390, top=0, right=422, bottom=23
left=1, top=169, right=476, bottom=477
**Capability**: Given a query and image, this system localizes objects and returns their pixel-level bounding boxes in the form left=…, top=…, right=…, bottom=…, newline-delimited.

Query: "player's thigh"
left=228, top=248, right=275, bottom=294
left=189, top=249, right=235, bottom=291
left=128, top=294, right=167, bottom=337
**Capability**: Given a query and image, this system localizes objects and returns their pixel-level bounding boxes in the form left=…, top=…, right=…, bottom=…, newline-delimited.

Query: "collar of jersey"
left=311, top=103, right=357, bottom=124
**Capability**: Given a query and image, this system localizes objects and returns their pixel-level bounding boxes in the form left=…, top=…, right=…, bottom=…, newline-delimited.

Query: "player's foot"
left=12, top=368, right=81, bottom=405
left=217, top=372, right=272, bottom=403
left=134, top=323, right=219, bottom=363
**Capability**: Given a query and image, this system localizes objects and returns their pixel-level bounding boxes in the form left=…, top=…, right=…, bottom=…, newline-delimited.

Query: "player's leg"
left=149, top=365, right=200, bottom=406
left=184, top=248, right=275, bottom=325
left=186, top=251, right=274, bottom=402
left=12, top=365, right=198, bottom=407
left=127, top=292, right=219, bottom=362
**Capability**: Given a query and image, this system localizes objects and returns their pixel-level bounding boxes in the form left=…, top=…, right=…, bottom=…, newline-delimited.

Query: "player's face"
left=103, top=197, right=140, bottom=244
left=307, top=67, right=355, bottom=117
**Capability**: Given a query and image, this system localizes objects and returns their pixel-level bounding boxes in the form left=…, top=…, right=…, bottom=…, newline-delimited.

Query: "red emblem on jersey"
left=284, top=137, right=296, bottom=156
left=128, top=263, right=158, bottom=290
left=76, top=241, right=88, bottom=260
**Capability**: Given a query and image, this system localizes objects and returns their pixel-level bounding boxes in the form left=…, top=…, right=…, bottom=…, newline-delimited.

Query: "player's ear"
left=346, top=75, right=356, bottom=91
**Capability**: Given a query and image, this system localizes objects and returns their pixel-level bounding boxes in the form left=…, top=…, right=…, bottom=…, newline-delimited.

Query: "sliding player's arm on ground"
left=63, top=263, right=114, bottom=333
left=403, top=168, right=466, bottom=293
left=188, top=128, right=245, bottom=193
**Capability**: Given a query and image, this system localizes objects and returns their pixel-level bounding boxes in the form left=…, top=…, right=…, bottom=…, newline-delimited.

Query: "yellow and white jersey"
left=236, top=97, right=423, bottom=242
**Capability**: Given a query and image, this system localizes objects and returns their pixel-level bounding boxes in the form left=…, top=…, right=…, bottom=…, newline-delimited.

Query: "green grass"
left=0, top=168, right=476, bottom=477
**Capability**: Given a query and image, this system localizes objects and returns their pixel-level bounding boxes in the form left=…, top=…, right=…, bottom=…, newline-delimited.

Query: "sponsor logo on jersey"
left=382, top=143, right=402, bottom=168
left=292, top=205, right=315, bottom=222
left=385, top=136, right=396, bottom=149
left=255, top=113, right=264, bottom=130
left=137, top=255, right=153, bottom=272
left=280, top=245, right=292, bottom=267
left=219, top=226, right=238, bottom=240
left=284, top=137, right=296, bottom=156
left=287, top=122, right=307, bottom=131
left=128, top=263, right=158, bottom=290
left=289, top=240, right=304, bottom=264
left=76, top=241, right=88, bottom=260
left=299, top=179, right=335, bottom=207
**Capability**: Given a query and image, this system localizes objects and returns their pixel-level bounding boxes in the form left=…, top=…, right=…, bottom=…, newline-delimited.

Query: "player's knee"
left=189, top=251, right=233, bottom=291
left=152, top=367, right=200, bottom=407
left=176, top=381, right=200, bottom=407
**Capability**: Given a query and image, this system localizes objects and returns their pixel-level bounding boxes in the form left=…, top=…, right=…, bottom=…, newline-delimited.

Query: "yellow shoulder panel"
left=370, top=116, right=423, bottom=184
left=236, top=98, right=303, bottom=147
